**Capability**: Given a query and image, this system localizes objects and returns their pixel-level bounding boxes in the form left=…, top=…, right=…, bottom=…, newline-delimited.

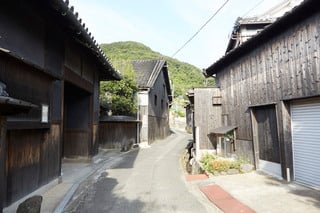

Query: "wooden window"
left=212, top=96, right=222, bottom=105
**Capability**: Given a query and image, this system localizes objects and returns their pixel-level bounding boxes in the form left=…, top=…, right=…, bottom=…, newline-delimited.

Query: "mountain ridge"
left=100, top=41, right=213, bottom=98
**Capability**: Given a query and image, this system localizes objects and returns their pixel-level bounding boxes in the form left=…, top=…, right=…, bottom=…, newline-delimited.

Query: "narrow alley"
left=62, top=130, right=218, bottom=213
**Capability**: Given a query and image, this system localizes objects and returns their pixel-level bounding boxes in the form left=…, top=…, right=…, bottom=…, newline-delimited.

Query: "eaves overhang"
left=49, top=0, right=122, bottom=81
left=204, top=0, right=318, bottom=78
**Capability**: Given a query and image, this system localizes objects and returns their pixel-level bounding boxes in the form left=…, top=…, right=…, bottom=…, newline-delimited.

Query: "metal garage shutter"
left=291, top=102, right=320, bottom=189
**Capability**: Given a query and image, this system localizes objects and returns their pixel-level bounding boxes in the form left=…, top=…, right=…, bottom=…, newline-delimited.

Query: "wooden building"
left=0, top=0, right=121, bottom=208
left=99, top=116, right=140, bottom=151
left=132, top=59, right=172, bottom=145
left=186, top=88, right=222, bottom=160
left=204, top=0, right=320, bottom=188
left=185, top=103, right=193, bottom=134
left=225, top=0, right=303, bottom=54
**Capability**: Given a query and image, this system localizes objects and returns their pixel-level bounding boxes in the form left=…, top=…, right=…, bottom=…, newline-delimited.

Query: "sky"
left=68, top=0, right=288, bottom=69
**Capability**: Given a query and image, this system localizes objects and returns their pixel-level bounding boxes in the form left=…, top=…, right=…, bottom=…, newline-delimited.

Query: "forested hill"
left=100, top=41, right=212, bottom=98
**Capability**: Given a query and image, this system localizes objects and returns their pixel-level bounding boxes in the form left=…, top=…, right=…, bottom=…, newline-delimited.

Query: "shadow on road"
left=259, top=172, right=320, bottom=209
left=62, top=149, right=144, bottom=212
left=114, top=148, right=140, bottom=169
left=79, top=172, right=144, bottom=213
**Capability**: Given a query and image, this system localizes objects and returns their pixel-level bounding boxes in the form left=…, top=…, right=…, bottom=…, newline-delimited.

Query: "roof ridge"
left=146, top=60, right=165, bottom=87
left=131, top=58, right=163, bottom=63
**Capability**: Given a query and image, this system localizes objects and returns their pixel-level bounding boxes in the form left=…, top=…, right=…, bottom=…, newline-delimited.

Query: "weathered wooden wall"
left=194, top=88, right=221, bottom=149
left=63, top=82, right=91, bottom=158
left=0, top=55, right=53, bottom=125
left=0, top=50, right=61, bottom=206
left=0, top=116, right=6, bottom=211
left=213, top=10, right=320, bottom=174
left=6, top=128, right=59, bottom=205
left=63, top=39, right=102, bottom=158
left=148, top=116, right=170, bottom=142
left=0, top=2, right=45, bottom=68
left=185, top=104, right=193, bottom=133
left=0, top=1, right=114, bottom=208
left=148, top=69, right=170, bottom=143
left=99, top=121, right=138, bottom=149
left=217, top=13, right=320, bottom=141
left=0, top=6, right=63, bottom=205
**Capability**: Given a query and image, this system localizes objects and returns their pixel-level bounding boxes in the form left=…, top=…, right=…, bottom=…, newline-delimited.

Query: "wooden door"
left=253, top=105, right=281, bottom=177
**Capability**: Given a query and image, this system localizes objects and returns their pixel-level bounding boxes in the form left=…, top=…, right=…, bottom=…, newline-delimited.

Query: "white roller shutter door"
left=291, top=102, right=320, bottom=189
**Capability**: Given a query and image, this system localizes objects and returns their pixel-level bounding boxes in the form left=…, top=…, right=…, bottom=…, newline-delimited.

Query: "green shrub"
left=211, top=160, right=233, bottom=172
left=200, top=153, right=247, bottom=174
left=200, top=153, right=217, bottom=173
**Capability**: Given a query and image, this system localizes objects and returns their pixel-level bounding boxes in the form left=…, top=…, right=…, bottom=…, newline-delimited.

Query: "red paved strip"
left=185, top=174, right=208, bottom=181
left=200, top=185, right=255, bottom=213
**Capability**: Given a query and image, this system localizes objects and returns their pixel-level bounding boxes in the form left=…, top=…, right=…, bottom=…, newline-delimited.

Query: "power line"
left=242, top=0, right=265, bottom=18
left=171, top=0, right=230, bottom=58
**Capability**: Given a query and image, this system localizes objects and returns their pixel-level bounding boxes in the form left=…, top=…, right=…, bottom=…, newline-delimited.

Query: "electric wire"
left=241, top=0, right=265, bottom=17
left=171, top=0, right=230, bottom=58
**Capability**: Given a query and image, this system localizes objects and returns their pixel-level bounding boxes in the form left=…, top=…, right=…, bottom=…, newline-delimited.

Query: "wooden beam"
left=250, top=109, right=259, bottom=169
left=0, top=116, right=7, bottom=211
left=64, top=67, right=93, bottom=92
left=278, top=101, right=293, bottom=181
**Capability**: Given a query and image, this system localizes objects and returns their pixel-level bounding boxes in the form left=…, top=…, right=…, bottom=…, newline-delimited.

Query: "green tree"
left=100, top=41, right=213, bottom=99
left=100, top=60, right=138, bottom=116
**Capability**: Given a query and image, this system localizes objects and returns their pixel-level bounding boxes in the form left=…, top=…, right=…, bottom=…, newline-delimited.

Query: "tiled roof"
left=132, top=59, right=172, bottom=102
left=131, top=59, right=166, bottom=88
left=205, top=0, right=317, bottom=76
left=49, top=0, right=121, bottom=80
left=237, top=17, right=275, bottom=25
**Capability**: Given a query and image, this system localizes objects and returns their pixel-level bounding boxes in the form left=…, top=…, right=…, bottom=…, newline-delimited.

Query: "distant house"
left=0, top=0, right=120, bottom=209
left=186, top=88, right=222, bottom=161
left=204, top=0, right=320, bottom=188
left=132, top=59, right=172, bottom=145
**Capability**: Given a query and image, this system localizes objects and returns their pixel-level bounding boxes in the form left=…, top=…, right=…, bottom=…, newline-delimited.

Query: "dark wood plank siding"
left=63, top=130, right=89, bottom=157
left=92, top=124, right=99, bottom=155
left=63, top=83, right=91, bottom=157
left=65, top=43, right=81, bottom=75
left=0, top=54, right=53, bottom=126
left=44, top=27, right=64, bottom=78
left=93, top=71, right=100, bottom=124
left=0, top=3, right=45, bottom=68
left=0, top=116, right=6, bottom=210
left=4, top=125, right=60, bottom=206
left=148, top=69, right=170, bottom=142
left=65, top=40, right=95, bottom=85
left=254, top=106, right=280, bottom=163
left=0, top=1, right=113, bottom=208
left=185, top=105, right=193, bottom=133
left=217, top=13, right=320, bottom=141
left=51, top=80, right=63, bottom=122
left=194, top=88, right=221, bottom=149
left=39, top=124, right=60, bottom=185
left=99, top=122, right=137, bottom=149
left=148, top=116, right=169, bottom=142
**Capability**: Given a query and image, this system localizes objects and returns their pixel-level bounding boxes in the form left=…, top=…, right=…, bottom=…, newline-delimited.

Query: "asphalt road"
left=63, top=130, right=218, bottom=213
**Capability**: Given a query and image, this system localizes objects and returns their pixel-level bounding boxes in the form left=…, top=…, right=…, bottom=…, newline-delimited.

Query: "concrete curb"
left=52, top=148, right=138, bottom=212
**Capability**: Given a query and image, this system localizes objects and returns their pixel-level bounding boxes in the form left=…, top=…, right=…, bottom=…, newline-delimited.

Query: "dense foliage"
left=100, top=60, right=138, bottom=116
left=100, top=41, right=215, bottom=98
